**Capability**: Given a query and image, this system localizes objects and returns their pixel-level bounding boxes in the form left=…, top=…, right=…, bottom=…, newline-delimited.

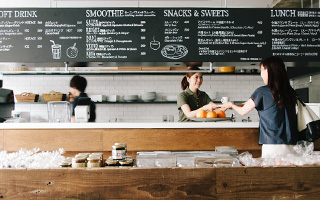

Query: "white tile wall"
left=4, top=74, right=263, bottom=122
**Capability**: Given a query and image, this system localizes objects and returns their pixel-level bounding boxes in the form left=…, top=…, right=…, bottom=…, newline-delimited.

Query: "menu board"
left=0, top=8, right=320, bottom=62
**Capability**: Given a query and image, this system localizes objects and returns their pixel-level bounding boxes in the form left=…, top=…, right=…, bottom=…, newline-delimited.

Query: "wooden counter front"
left=0, top=128, right=260, bottom=153
left=0, top=167, right=320, bottom=199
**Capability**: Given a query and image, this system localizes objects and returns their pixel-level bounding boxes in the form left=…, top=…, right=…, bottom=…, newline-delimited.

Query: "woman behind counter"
left=177, top=65, right=219, bottom=122
left=221, top=56, right=298, bottom=158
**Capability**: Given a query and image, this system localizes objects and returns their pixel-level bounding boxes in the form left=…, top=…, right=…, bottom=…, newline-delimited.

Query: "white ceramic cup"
left=221, top=97, right=230, bottom=104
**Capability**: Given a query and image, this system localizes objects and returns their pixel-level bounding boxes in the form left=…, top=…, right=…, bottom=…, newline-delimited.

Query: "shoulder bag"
left=297, top=96, right=320, bottom=142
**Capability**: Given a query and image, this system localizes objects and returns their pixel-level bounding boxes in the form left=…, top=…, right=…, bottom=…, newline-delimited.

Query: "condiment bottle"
left=72, top=156, right=87, bottom=168
left=105, top=160, right=118, bottom=167
left=91, top=152, right=104, bottom=167
left=114, top=143, right=127, bottom=154
left=87, top=156, right=101, bottom=168
left=119, top=160, right=133, bottom=167
left=112, top=145, right=126, bottom=160
left=59, top=161, right=72, bottom=168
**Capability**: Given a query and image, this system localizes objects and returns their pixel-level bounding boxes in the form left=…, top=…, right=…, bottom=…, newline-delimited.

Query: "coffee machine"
left=0, top=88, right=15, bottom=122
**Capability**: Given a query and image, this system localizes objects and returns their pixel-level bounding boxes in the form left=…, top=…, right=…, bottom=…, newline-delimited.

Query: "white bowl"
left=123, top=95, right=139, bottom=102
left=141, top=97, right=156, bottom=102
left=165, top=96, right=177, bottom=101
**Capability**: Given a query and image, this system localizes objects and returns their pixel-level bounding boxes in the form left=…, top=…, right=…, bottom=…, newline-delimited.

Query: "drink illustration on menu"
left=161, top=44, right=188, bottom=60
left=50, top=40, right=61, bottom=59
left=66, top=43, right=78, bottom=58
left=50, top=41, right=78, bottom=59
left=150, top=36, right=160, bottom=50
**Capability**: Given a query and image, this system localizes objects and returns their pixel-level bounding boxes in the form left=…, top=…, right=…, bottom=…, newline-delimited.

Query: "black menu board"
left=0, top=8, right=320, bottom=62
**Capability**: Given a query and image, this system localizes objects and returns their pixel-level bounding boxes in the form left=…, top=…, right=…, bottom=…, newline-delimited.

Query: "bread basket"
left=15, top=92, right=39, bottom=102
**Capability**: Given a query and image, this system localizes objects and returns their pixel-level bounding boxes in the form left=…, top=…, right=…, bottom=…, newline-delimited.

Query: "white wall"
left=4, top=72, right=263, bottom=122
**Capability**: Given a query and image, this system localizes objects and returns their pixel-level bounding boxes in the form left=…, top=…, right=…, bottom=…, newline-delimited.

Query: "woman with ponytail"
left=221, top=56, right=299, bottom=158
left=177, top=64, right=219, bottom=122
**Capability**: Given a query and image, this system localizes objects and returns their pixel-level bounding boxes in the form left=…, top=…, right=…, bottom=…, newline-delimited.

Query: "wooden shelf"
left=2, top=71, right=260, bottom=76
left=15, top=101, right=245, bottom=104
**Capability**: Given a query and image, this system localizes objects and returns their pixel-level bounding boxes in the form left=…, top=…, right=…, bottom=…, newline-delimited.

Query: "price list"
left=0, top=8, right=319, bottom=62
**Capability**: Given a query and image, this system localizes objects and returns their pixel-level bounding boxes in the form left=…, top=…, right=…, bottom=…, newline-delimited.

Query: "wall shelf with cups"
left=15, top=100, right=245, bottom=104
left=1, top=71, right=261, bottom=76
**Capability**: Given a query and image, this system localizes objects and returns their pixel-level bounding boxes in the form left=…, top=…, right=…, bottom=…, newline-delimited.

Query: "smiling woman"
left=177, top=65, right=221, bottom=122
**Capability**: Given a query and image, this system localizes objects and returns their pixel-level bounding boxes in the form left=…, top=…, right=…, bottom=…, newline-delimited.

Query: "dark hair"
left=70, top=75, right=87, bottom=93
left=181, top=66, right=201, bottom=90
left=260, top=56, right=296, bottom=109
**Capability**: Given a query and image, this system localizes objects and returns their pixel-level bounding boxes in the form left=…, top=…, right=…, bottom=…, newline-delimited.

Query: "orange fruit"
left=216, top=110, right=226, bottom=118
left=206, top=111, right=217, bottom=118
left=196, top=110, right=207, bottom=118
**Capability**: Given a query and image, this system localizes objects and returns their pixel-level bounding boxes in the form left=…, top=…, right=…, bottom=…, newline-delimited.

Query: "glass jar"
left=87, top=156, right=101, bottom=168
left=115, top=143, right=127, bottom=154
left=59, top=161, right=72, bottom=168
left=112, top=145, right=126, bottom=160
left=91, top=153, right=104, bottom=167
left=105, top=160, right=118, bottom=166
left=72, top=156, right=87, bottom=168
left=119, top=160, right=133, bottom=167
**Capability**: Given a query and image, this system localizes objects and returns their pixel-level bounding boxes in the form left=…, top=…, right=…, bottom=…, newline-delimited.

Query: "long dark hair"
left=181, top=66, right=201, bottom=90
left=260, top=56, right=296, bottom=109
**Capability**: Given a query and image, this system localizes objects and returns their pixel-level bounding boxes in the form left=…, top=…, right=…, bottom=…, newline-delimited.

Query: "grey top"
left=177, top=87, right=212, bottom=122
left=250, top=85, right=298, bottom=144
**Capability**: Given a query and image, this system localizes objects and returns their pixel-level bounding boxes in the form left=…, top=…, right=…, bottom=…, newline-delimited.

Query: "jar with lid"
left=87, top=156, right=101, bottom=168
left=59, top=161, right=72, bottom=168
left=112, top=145, right=126, bottom=160
left=72, top=156, right=87, bottom=168
left=91, top=153, right=104, bottom=167
left=114, top=143, right=127, bottom=153
left=76, top=153, right=90, bottom=158
left=119, top=160, right=133, bottom=167
left=105, top=160, right=118, bottom=167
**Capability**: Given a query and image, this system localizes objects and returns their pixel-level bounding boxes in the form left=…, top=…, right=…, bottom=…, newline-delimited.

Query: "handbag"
left=297, top=96, right=320, bottom=142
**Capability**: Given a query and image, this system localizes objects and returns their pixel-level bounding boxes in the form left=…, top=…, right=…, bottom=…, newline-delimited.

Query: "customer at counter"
left=69, top=75, right=96, bottom=122
left=177, top=64, right=219, bottom=122
left=221, top=56, right=298, bottom=158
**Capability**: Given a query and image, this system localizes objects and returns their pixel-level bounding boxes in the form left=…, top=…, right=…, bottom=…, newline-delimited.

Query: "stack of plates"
left=141, top=92, right=156, bottom=102
left=123, top=95, right=139, bottom=102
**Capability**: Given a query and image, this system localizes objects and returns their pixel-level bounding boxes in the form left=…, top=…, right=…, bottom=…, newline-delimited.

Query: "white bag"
left=297, top=98, right=320, bottom=142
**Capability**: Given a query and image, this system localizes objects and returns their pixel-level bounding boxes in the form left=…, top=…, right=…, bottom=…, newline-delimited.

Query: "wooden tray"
left=188, top=117, right=233, bottom=122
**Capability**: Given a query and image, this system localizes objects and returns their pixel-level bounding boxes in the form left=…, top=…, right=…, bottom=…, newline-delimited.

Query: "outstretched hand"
left=219, top=101, right=234, bottom=110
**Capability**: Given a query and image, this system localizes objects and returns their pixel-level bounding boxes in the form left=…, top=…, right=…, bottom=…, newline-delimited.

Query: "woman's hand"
left=220, top=101, right=234, bottom=110
left=221, top=99, right=256, bottom=116
left=203, top=102, right=219, bottom=111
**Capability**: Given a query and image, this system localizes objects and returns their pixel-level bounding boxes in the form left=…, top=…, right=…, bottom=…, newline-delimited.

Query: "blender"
left=47, top=101, right=72, bottom=123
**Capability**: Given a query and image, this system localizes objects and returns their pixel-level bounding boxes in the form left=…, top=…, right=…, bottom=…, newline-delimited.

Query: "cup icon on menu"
left=150, top=36, right=160, bottom=50
left=50, top=40, right=61, bottom=59
left=221, top=97, right=229, bottom=104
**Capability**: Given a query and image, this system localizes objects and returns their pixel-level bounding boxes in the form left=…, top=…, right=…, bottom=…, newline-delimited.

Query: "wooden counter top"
left=0, top=122, right=259, bottom=129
